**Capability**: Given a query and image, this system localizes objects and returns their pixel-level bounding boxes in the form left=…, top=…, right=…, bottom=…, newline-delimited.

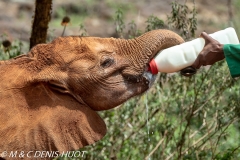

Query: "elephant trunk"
left=117, top=29, right=184, bottom=75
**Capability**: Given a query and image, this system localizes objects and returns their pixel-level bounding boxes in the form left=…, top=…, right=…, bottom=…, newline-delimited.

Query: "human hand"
left=191, top=32, right=225, bottom=69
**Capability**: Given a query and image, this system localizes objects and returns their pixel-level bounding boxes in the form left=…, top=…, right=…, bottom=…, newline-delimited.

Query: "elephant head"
left=0, top=29, right=183, bottom=155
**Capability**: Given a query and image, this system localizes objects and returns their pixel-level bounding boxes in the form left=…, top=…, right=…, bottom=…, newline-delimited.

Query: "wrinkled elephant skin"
left=0, top=29, right=184, bottom=157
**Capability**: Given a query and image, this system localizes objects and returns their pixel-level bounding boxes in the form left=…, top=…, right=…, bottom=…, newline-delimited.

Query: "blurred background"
left=0, top=0, right=239, bottom=50
left=1, top=0, right=240, bottom=160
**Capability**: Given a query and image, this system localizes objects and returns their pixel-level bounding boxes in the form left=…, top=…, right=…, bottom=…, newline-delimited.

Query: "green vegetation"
left=1, top=0, right=240, bottom=159
left=167, top=1, right=197, bottom=39
left=0, top=38, right=22, bottom=60
left=114, top=8, right=126, bottom=38
left=233, top=0, right=240, bottom=35
left=146, top=15, right=165, bottom=32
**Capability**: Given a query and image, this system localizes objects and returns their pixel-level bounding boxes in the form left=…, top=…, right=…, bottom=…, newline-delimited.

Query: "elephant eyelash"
left=100, top=58, right=115, bottom=68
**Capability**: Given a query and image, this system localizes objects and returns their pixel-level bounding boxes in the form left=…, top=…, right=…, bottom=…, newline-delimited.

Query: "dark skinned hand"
left=191, top=32, right=225, bottom=69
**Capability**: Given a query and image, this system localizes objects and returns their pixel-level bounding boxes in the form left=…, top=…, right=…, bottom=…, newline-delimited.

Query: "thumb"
left=200, top=32, right=218, bottom=46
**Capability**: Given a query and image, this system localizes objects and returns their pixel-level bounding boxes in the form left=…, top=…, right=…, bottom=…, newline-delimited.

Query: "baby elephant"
left=0, top=29, right=183, bottom=157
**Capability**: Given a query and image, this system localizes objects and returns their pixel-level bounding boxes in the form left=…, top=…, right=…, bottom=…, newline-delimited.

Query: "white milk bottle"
left=148, top=27, right=239, bottom=75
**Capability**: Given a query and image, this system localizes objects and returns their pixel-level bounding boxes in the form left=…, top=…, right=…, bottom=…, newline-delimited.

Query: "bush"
left=0, top=39, right=22, bottom=60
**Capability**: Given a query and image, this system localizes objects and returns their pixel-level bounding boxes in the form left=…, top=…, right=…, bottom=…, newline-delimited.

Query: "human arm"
left=191, top=32, right=240, bottom=78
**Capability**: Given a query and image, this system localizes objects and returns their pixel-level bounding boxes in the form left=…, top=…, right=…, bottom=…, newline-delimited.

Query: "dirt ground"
left=0, top=0, right=233, bottom=52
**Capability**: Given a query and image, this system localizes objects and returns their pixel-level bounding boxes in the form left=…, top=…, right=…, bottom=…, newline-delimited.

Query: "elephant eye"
left=100, top=57, right=114, bottom=68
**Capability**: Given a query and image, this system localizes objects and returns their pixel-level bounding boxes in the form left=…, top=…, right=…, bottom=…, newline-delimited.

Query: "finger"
left=199, top=32, right=208, bottom=38
left=192, top=56, right=201, bottom=69
left=200, top=32, right=218, bottom=45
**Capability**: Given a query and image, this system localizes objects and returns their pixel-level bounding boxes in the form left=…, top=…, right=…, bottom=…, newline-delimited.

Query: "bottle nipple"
left=148, top=60, right=158, bottom=74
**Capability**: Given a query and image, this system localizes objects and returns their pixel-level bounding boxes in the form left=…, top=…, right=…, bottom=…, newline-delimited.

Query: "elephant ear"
left=0, top=82, right=107, bottom=152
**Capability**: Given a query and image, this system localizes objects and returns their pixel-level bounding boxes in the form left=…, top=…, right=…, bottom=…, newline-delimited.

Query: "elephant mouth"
left=122, top=61, right=157, bottom=89
left=123, top=67, right=157, bottom=89
left=143, top=70, right=157, bottom=87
